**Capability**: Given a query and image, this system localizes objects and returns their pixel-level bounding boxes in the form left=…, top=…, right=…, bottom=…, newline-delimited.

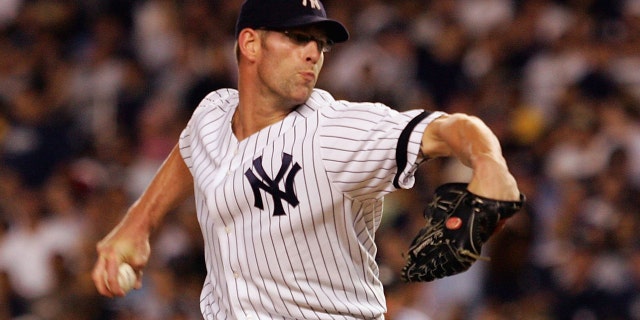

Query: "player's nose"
left=304, top=42, right=322, bottom=63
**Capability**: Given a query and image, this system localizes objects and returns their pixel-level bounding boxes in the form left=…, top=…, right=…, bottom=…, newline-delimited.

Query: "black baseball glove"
left=401, top=183, right=525, bottom=282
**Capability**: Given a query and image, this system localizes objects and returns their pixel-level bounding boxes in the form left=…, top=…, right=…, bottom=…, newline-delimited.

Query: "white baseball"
left=117, top=263, right=137, bottom=293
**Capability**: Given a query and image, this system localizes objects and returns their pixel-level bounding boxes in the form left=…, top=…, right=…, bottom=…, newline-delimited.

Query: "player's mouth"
left=299, top=71, right=316, bottom=83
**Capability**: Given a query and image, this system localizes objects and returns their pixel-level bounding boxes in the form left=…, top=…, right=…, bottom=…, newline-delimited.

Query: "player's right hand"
left=92, top=224, right=149, bottom=297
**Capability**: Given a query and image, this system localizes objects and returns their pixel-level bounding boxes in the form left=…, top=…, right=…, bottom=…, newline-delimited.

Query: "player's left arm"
left=420, top=113, right=520, bottom=201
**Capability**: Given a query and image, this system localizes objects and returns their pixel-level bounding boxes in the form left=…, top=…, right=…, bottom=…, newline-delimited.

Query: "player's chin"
left=290, top=86, right=314, bottom=104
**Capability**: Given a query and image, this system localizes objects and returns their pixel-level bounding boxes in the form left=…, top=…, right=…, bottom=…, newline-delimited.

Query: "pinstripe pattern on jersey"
left=179, top=88, right=441, bottom=320
left=319, top=102, right=443, bottom=199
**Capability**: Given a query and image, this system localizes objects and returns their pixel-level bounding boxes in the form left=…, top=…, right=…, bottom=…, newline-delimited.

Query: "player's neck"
left=234, top=81, right=299, bottom=141
left=232, top=100, right=291, bottom=141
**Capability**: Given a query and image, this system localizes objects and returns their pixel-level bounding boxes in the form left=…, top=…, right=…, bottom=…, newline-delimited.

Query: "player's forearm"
left=452, top=115, right=519, bottom=200
left=422, top=113, right=505, bottom=166
left=423, top=113, right=518, bottom=200
left=120, top=144, right=194, bottom=234
left=442, top=114, right=505, bottom=168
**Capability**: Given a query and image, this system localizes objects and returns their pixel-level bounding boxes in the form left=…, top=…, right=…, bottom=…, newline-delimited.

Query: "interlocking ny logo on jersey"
left=302, top=0, right=321, bottom=10
left=245, top=153, right=301, bottom=216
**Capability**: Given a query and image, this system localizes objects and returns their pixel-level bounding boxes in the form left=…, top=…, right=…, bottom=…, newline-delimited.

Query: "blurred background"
left=1, top=0, right=640, bottom=319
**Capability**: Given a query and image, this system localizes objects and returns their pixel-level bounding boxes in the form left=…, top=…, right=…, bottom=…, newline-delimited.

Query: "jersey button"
left=225, top=226, right=232, bottom=234
left=233, top=272, right=240, bottom=279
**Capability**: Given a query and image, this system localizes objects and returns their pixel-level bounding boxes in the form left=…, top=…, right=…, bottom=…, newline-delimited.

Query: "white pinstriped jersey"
left=179, top=88, right=444, bottom=320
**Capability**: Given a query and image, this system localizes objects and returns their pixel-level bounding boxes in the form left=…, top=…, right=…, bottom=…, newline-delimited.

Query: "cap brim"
left=280, top=16, right=349, bottom=43
left=317, top=20, right=349, bottom=43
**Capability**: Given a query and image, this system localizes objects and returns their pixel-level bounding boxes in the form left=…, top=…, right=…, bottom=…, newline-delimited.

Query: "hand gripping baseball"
left=401, top=183, right=525, bottom=282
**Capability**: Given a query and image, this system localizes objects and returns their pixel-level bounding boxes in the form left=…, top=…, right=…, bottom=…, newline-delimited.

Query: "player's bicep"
left=420, top=113, right=454, bottom=159
left=421, top=113, right=501, bottom=169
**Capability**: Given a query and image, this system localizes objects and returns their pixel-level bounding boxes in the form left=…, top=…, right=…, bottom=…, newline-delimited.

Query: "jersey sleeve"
left=179, top=119, right=196, bottom=171
left=318, top=101, right=444, bottom=201
left=179, top=88, right=238, bottom=172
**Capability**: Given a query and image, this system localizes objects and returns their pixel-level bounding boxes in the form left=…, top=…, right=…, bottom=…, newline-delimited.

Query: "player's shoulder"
left=298, top=88, right=334, bottom=112
left=309, top=88, right=387, bottom=109
left=198, top=88, right=239, bottom=112
left=316, top=93, right=395, bottom=119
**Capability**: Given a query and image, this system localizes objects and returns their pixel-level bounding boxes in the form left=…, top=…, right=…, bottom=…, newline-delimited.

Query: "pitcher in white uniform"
left=92, top=1, right=521, bottom=319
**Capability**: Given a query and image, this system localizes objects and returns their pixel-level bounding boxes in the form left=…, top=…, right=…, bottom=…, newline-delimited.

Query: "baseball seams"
left=104, top=263, right=136, bottom=294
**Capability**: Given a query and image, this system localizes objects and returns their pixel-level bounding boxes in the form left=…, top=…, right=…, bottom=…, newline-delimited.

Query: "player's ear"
left=237, top=28, right=261, bottom=62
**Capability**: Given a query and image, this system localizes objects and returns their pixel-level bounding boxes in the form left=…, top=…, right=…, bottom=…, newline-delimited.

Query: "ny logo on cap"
left=302, top=0, right=321, bottom=10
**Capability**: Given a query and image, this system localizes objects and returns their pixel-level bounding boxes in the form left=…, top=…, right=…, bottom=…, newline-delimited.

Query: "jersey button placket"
left=227, top=149, right=241, bottom=176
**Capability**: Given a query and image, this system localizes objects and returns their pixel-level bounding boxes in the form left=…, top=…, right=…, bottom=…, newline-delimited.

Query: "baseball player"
left=92, top=0, right=521, bottom=319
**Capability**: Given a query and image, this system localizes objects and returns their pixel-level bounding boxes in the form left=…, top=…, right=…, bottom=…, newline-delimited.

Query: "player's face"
left=256, top=26, right=328, bottom=107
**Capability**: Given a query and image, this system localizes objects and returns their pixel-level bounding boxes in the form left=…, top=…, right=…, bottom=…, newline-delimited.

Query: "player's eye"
left=282, top=30, right=333, bottom=53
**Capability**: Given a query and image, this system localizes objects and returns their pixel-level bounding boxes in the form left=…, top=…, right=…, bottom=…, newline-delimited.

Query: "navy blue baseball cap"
left=235, top=0, right=349, bottom=43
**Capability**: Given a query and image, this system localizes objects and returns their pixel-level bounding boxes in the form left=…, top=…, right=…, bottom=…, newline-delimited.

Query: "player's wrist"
left=469, top=151, right=507, bottom=170
left=468, top=154, right=519, bottom=201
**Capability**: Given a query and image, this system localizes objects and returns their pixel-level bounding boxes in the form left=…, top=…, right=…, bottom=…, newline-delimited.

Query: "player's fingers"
left=104, top=254, right=128, bottom=296
left=91, top=255, right=115, bottom=297
left=96, top=252, right=128, bottom=297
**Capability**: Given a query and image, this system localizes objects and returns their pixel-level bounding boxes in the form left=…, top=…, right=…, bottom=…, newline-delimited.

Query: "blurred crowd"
left=1, top=0, right=640, bottom=319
